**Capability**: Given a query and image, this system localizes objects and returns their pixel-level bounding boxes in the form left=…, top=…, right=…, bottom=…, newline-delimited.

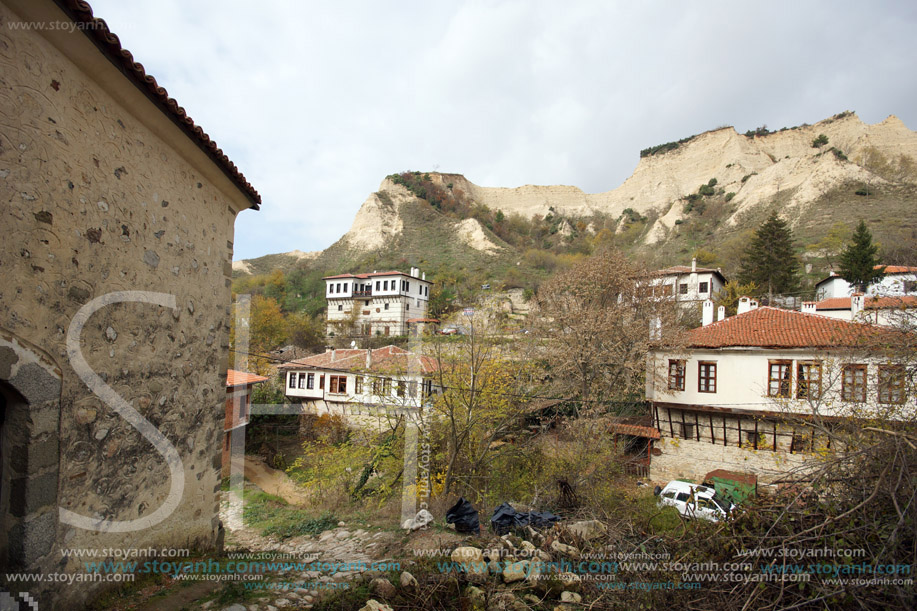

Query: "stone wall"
left=649, top=437, right=811, bottom=488
left=0, top=1, right=247, bottom=605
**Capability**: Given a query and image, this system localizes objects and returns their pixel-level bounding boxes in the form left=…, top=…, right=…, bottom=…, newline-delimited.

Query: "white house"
left=646, top=303, right=912, bottom=485
left=279, top=345, right=438, bottom=427
left=807, top=295, right=917, bottom=327
left=324, top=268, right=433, bottom=337
left=647, top=258, right=727, bottom=304
left=815, top=266, right=917, bottom=300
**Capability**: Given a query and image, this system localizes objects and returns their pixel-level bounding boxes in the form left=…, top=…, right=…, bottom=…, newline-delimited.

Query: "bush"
left=724, top=192, right=736, bottom=202
left=811, top=133, right=829, bottom=148
left=830, top=147, right=848, bottom=161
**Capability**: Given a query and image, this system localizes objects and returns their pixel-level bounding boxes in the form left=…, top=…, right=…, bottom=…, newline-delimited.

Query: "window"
left=355, top=376, right=363, bottom=394
left=382, top=378, right=392, bottom=395
left=768, top=361, right=792, bottom=398
left=372, top=378, right=382, bottom=395
left=338, top=304, right=343, bottom=311
left=343, top=283, right=348, bottom=292
left=878, top=366, right=906, bottom=404
left=842, top=364, right=867, bottom=402
left=329, top=375, right=347, bottom=394
left=238, top=396, right=246, bottom=420
left=375, top=281, right=380, bottom=290
left=337, top=283, right=342, bottom=293
left=699, top=281, right=709, bottom=294
left=397, top=380, right=406, bottom=398
left=796, top=361, right=822, bottom=400
left=408, top=381, right=417, bottom=397
left=383, top=280, right=389, bottom=290
left=306, top=372, right=314, bottom=389
left=422, top=379, right=433, bottom=398
left=679, top=283, right=688, bottom=295
left=905, top=280, right=917, bottom=293
left=365, top=300, right=370, bottom=306
left=698, top=362, right=717, bottom=393
left=288, top=373, right=296, bottom=388
left=419, top=285, right=423, bottom=294
left=384, top=303, right=389, bottom=310
left=668, top=360, right=685, bottom=391
left=319, top=374, right=324, bottom=390
left=406, top=304, right=410, bottom=311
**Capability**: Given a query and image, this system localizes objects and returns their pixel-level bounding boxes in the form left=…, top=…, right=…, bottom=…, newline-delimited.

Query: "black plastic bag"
left=446, top=497, right=480, bottom=534
left=490, top=502, right=559, bottom=535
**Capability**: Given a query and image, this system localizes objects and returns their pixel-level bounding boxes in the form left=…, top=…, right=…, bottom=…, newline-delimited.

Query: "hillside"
left=233, top=111, right=917, bottom=316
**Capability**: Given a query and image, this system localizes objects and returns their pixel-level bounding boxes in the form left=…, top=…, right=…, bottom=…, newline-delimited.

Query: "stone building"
left=324, top=268, right=432, bottom=337
left=0, top=0, right=260, bottom=606
left=646, top=305, right=912, bottom=486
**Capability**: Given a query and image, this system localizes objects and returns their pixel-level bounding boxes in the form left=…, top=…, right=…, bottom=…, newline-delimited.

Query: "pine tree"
left=738, top=212, right=801, bottom=304
left=838, top=220, right=884, bottom=293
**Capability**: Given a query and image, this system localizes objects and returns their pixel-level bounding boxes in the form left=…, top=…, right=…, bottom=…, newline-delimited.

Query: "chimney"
left=366, top=348, right=372, bottom=369
left=422, top=272, right=426, bottom=281
left=702, top=299, right=714, bottom=326
left=737, top=297, right=756, bottom=315
left=330, top=348, right=336, bottom=362
left=717, top=305, right=726, bottom=321
left=802, top=302, right=817, bottom=314
left=691, top=257, right=697, bottom=272
left=851, top=293, right=865, bottom=319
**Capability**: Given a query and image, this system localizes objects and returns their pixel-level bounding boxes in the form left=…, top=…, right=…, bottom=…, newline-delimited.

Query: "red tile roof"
left=226, top=370, right=269, bottom=387
left=56, top=1, right=260, bottom=207
left=686, top=306, right=903, bottom=349
left=651, top=265, right=725, bottom=279
left=323, top=271, right=429, bottom=281
left=609, top=423, right=661, bottom=439
left=815, top=296, right=917, bottom=311
left=882, top=266, right=917, bottom=274
left=279, top=345, right=438, bottom=374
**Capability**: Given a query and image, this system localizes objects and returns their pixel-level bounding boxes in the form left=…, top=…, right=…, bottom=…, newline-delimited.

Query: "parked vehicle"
left=654, top=480, right=735, bottom=522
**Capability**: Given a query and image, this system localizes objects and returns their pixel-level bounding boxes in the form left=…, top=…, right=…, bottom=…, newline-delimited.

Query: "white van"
left=654, top=480, right=735, bottom=522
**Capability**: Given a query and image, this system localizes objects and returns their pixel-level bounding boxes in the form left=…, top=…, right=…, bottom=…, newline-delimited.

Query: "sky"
left=87, top=0, right=917, bottom=261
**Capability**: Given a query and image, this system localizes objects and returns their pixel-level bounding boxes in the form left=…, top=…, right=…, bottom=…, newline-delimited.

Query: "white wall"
left=648, top=348, right=914, bottom=417
left=817, top=272, right=917, bottom=300
left=285, top=368, right=433, bottom=408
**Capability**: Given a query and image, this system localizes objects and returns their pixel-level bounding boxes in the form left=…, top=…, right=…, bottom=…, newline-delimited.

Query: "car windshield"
left=711, top=494, right=732, bottom=512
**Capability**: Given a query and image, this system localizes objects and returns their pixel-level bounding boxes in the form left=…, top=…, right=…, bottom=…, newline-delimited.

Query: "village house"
left=223, top=370, right=268, bottom=476
left=0, top=0, right=259, bottom=606
left=647, top=258, right=727, bottom=305
left=815, top=265, right=917, bottom=300
left=646, top=299, right=912, bottom=486
left=324, top=268, right=432, bottom=337
left=279, top=346, right=437, bottom=428
left=806, top=294, right=917, bottom=327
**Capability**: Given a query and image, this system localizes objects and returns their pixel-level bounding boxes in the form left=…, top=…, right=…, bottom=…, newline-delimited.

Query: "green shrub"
left=725, top=192, right=736, bottom=202
left=812, top=133, right=829, bottom=148
left=741, top=172, right=757, bottom=183
left=830, top=147, right=848, bottom=161
left=698, top=184, right=715, bottom=197
left=707, top=178, right=717, bottom=187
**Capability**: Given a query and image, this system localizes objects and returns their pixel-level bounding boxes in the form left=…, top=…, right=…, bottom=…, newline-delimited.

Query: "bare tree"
left=531, top=248, right=686, bottom=415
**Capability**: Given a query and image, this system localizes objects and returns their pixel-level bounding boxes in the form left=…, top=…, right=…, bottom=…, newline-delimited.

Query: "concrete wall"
left=0, top=1, right=250, bottom=605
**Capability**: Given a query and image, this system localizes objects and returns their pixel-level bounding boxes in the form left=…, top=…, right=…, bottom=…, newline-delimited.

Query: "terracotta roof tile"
left=323, top=271, right=430, bottom=280
left=279, top=345, right=438, bottom=374
left=687, top=306, right=902, bottom=349
left=815, top=296, right=917, bottom=311
left=226, top=370, right=269, bottom=387
left=609, top=423, right=661, bottom=439
left=56, top=1, right=260, bottom=207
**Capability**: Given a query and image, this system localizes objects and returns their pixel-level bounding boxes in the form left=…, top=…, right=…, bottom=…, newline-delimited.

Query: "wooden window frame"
left=878, top=365, right=906, bottom=405
left=288, top=373, right=296, bottom=389
left=767, top=360, right=793, bottom=398
left=372, top=378, right=382, bottom=395
left=382, top=378, right=392, bottom=395
left=306, top=372, right=314, bottom=390
left=328, top=375, right=347, bottom=395
left=796, top=361, right=822, bottom=400
left=841, top=364, right=867, bottom=402
left=698, top=281, right=709, bottom=294
left=668, top=359, right=685, bottom=391
left=698, top=361, right=717, bottom=393
left=679, top=283, right=688, bottom=295
left=397, top=380, right=406, bottom=398
left=355, top=376, right=363, bottom=395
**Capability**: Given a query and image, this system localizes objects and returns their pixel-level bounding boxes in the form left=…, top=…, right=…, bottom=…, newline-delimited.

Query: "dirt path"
left=244, top=456, right=310, bottom=505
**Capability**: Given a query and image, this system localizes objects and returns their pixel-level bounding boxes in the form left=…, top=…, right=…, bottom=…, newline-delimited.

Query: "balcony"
left=353, top=289, right=373, bottom=297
